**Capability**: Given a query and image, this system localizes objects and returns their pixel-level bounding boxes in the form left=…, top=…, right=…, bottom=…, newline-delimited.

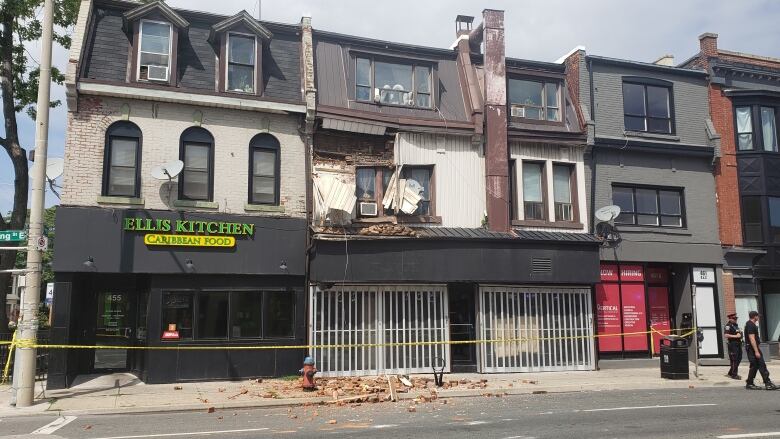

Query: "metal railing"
left=0, top=330, right=50, bottom=381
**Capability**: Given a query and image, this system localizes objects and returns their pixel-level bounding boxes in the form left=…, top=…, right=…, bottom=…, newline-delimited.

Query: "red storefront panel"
left=648, top=287, right=672, bottom=353
left=619, top=265, right=644, bottom=282
left=596, top=283, right=622, bottom=352
left=646, top=267, right=669, bottom=285
left=621, top=283, right=648, bottom=351
left=600, top=264, right=619, bottom=282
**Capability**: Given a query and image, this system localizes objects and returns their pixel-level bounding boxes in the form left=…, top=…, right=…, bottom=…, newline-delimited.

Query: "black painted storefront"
left=48, top=206, right=307, bottom=389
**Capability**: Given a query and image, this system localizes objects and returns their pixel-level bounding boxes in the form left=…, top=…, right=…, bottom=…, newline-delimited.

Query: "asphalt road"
left=3, top=387, right=780, bottom=438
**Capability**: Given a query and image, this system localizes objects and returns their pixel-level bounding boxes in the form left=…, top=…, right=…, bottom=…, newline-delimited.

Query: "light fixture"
left=185, top=259, right=194, bottom=272
left=83, top=256, right=94, bottom=268
left=279, top=260, right=288, bottom=271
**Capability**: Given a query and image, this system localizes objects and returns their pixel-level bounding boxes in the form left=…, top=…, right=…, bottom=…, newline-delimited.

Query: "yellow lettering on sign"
left=143, top=234, right=235, bottom=247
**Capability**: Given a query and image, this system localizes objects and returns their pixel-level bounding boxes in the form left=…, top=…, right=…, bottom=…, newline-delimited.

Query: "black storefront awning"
left=309, top=227, right=601, bottom=285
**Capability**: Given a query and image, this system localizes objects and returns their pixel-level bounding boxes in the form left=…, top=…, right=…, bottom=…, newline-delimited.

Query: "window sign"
left=692, top=266, right=715, bottom=284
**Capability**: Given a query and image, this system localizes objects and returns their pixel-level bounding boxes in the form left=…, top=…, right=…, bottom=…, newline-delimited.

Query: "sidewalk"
left=1, top=363, right=778, bottom=418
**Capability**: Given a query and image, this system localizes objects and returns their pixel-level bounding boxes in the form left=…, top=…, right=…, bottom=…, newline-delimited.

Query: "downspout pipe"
left=588, top=57, right=597, bottom=235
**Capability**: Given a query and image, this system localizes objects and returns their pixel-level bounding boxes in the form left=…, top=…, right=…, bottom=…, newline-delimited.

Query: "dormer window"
left=138, top=20, right=172, bottom=82
left=355, top=56, right=433, bottom=108
left=209, top=11, right=273, bottom=96
left=227, top=33, right=256, bottom=93
left=509, top=79, right=560, bottom=122
left=124, top=1, right=189, bottom=86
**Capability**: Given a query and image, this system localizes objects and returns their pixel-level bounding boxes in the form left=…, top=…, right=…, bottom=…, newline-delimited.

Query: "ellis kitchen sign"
left=123, top=217, right=254, bottom=248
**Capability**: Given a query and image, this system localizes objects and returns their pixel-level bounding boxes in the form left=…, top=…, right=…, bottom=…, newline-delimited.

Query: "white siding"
left=510, top=142, right=588, bottom=233
left=397, top=133, right=485, bottom=228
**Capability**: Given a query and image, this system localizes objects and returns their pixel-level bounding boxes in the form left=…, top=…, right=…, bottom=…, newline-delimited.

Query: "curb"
left=12, top=378, right=741, bottom=418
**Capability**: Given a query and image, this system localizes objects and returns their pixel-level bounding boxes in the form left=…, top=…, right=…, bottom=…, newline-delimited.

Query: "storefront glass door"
left=94, top=291, right=135, bottom=370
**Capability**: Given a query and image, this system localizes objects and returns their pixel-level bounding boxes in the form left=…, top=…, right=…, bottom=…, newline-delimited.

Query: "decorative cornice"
left=123, top=0, right=190, bottom=29
left=209, top=10, right=273, bottom=44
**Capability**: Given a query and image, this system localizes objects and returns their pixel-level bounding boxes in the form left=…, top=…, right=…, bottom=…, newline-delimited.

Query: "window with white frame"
left=138, top=20, right=172, bottom=82
left=522, top=162, right=545, bottom=220
left=553, top=164, right=574, bottom=221
left=227, top=33, right=256, bottom=93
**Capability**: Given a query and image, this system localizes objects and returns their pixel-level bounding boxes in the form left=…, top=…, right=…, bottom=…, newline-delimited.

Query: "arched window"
left=248, top=134, right=280, bottom=205
left=103, top=121, right=142, bottom=197
left=179, top=127, right=214, bottom=201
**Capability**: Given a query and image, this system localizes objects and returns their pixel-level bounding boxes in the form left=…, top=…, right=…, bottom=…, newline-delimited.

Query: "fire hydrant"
left=299, top=356, right=317, bottom=391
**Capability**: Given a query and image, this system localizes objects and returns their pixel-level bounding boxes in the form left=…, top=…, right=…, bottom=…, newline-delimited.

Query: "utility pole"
left=15, top=0, right=54, bottom=408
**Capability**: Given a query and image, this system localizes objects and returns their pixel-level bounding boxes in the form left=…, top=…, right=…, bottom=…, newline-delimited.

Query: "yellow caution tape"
left=0, top=327, right=698, bottom=352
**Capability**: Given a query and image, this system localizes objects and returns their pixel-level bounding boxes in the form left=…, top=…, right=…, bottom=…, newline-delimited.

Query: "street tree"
left=0, top=0, right=78, bottom=334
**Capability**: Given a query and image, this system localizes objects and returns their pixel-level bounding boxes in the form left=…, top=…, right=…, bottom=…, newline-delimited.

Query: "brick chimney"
left=699, top=32, right=718, bottom=58
left=482, top=9, right=509, bottom=232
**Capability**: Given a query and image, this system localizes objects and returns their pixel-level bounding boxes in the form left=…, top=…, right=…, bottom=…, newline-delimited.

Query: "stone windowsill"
left=244, top=203, right=285, bottom=213
left=96, top=196, right=144, bottom=206
left=173, top=199, right=219, bottom=209
left=624, top=130, right=681, bottom=142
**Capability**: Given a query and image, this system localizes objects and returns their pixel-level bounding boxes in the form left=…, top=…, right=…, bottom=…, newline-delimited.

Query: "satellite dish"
left=46, top=158, right=64, bottom=181
left=595, top=205, right=622, bottom=222
left=151, top=160, right=184, bottom=181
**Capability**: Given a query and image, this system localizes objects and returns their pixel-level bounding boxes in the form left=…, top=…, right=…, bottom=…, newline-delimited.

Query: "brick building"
left=682, top=34, right=780, bottom=349
left=49, top=0, right=314, bottom=387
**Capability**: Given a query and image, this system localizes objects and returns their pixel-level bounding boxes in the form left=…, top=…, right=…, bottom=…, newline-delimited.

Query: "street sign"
left=0, top=230, right=27, bottom=242
left=36, top=235, right=48, bottom=251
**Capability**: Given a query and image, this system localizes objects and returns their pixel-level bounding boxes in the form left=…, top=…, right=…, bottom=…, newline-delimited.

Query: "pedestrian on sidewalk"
left=744, top=310, right=778, bottom=390
left=724, top=313, right=742, bottom=380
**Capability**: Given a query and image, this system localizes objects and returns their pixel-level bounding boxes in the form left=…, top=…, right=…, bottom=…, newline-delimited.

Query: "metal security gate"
left=479, top=286, right=595, bottom=372
left=310, top=285, right=449, bottom=377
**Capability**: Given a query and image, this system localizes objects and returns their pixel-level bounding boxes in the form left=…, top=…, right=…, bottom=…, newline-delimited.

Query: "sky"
left=2, top=0, right=780, bottom=216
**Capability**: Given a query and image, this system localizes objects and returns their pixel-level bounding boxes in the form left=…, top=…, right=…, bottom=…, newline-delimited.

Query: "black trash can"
left=660, top=335, right=689, bottom=380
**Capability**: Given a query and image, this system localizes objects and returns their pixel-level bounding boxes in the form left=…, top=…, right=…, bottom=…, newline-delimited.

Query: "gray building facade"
left=566, top=50, right=726, bottom=359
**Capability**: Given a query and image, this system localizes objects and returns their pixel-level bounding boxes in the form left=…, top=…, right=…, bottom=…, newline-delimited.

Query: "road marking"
left=583, top=403, right=716, bottom=412
left=372, top=424, right=398, bottom=429
left=465, top=420, right=488, bottom=425
left=31, top=416, right=77, bottom=434
left=89, top=428, right=271, bottom=439
left=718, top=433, right=780, bottom=438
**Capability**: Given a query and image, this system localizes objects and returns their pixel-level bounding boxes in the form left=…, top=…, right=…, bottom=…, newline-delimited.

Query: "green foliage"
left=2, top=0, right=80, bottom=118
left=14, top=206, right=56, bottom=284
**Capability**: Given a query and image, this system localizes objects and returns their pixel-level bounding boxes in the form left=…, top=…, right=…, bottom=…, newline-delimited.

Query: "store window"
left=161, top=292, right=194, bottom=339
left=179, top=127, right=214, bottom=201
left=161, top=290, right=295, bottom=340
left=103, top=121, right=142, bottom=198
left=248, top=134, right=280, bottom=205
left=230, top=291, right=262, bottom=338
left=264, top=291, right=295, bottom=337
left=197, top=291, right=229, bottom=339
left=735, top=296, right=759, bottom=333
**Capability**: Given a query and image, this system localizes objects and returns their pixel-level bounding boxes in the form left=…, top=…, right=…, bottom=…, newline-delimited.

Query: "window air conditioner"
left=359, top=202, right=378, bottom=216
left=511, top=106, right=525, bottom=118
left=140, top=65, right=168, bottom=81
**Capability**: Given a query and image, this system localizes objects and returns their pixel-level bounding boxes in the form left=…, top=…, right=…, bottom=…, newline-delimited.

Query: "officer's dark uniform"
left=745, top=318, right=776, bottom=390
left=724, top=319, right=742, bottom=378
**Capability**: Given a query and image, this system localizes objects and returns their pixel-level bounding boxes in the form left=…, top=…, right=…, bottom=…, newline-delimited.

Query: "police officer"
left=723, top=313, right=742, bottom=379
left=745, top=310, right=779, bottom=390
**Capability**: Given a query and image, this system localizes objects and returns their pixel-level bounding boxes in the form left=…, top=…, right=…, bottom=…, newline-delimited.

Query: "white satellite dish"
left=46, top=158, right=64, bottom=181
left=595, top=205, right=622, bottom=222
left=151, top=160, right=184, bottom=181
left=28, top=157, right=64, bottom=180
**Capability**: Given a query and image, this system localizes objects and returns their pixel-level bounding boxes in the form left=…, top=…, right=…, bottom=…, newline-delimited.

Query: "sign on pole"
left=45, top=283, right=54, bottom=305
left=0, top=230, right=27, bottom=242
